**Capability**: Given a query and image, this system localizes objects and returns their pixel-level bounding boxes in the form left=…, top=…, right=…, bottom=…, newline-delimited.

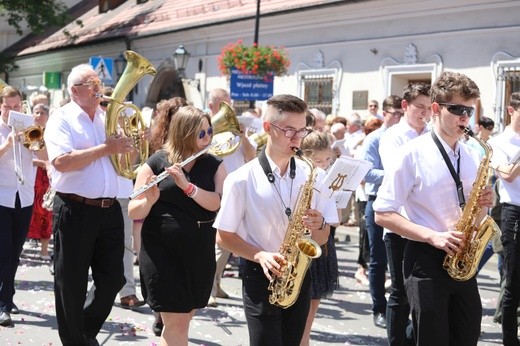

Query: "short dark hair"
left=402, top=82, right=430, bottom=103
left=510, top=92, right=520, bottom=110
left=265, top=94, right=307, bottom=122
left=430, top=71, right=480, bottom=103
left=478, top=116, right=494, bottom=128
left=382, top=95, right=403, bottom=112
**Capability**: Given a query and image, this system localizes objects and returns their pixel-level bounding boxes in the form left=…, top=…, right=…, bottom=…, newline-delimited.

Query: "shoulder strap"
left=431, top=131, right=465, bottom=208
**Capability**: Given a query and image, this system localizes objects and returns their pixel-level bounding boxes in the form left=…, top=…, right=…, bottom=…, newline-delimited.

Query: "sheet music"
left=7, top=110, right=34, bottom=131
left=323, top=155, right=372, bottom=208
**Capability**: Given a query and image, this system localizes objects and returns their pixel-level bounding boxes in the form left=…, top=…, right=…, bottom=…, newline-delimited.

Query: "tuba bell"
left=105, top=50, right=157, bottom=179
left=209, top=101, right=241, bottom=157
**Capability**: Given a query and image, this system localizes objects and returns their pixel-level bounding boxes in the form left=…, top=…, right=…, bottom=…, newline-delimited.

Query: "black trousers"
left=501, top=203, right=520, bottom=345
left=0, top=194, right=32, bottom=313
left=403, top=241, right=481, bottom=346
left=52, top=194, right=125, bottom=345
left=242, top=260, right=311, bottom=346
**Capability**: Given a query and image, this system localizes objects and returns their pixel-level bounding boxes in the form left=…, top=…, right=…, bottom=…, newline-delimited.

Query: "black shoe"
left=11, top=303, right=19, bottom=314
left=373, top=312, right=387, bottom=329
left=152, top=312, right=163, bottom=337
left=0, top=312, right=13, bottom=327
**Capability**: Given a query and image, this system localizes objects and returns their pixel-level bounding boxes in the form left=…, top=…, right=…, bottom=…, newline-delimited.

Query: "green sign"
left=43, top=71, right=61, bottom=89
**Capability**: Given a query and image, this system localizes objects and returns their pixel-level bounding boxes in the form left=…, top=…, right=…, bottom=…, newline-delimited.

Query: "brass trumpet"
left=22, top=125, right=45, bottom=151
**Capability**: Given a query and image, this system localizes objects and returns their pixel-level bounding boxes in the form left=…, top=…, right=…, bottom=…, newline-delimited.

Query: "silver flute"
left=129, top=143, right=215, bottom=200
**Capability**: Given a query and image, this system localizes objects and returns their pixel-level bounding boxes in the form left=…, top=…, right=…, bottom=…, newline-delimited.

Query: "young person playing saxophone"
left=374, top=71, right=494, bottom=345
left=214, top=94, right=338, bottom=346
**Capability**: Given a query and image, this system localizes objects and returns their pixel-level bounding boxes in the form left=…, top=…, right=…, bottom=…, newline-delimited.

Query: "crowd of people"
left=0, top=64, right=518, bottom=346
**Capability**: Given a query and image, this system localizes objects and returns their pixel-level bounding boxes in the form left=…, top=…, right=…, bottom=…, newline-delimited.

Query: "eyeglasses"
left=438, top=103, right=475, bottom=118
left=386, top=110, right=404, bottom=117
left=74, top=79, right=103, bottom=89
left=198, top=127, right=213, bottom=139
left=270, top=122, right=311, bottom=138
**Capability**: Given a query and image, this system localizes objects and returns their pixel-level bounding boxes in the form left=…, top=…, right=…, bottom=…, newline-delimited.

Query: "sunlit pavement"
left=1, top=225, right=503, bottom=345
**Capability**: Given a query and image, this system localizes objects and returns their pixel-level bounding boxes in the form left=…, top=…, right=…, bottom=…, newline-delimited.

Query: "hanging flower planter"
left=218, top=40, right=290, bottom=78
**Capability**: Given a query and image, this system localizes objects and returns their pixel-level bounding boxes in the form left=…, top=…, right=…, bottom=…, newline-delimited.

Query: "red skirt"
left=28, top=167, right=53, bottom=239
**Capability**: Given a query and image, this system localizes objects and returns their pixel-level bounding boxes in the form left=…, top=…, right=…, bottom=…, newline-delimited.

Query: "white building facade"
left=3, top=0, right=520, bottom=129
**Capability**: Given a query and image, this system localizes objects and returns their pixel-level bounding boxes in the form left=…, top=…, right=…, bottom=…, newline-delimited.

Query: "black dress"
left=140, top=150, right=223, bottom=312
left=309, top=226, right=339, bottom=299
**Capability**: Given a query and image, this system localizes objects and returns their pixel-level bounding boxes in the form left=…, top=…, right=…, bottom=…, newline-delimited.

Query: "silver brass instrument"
left=11, top=100, right=34, bottom=184
left=442, top=126, right=500, bottom=281
left=105, top=50, right=156, bottom=179
left=129, top=143, right=216, bottom=200
left=268, top=148, right=322, bottom=308
left=209, top=101, right=241, bottom=157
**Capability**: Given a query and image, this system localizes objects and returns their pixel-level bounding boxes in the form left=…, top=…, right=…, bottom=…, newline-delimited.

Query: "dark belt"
left=368, top=195, right=377, bottom=201
left=57, top=192, right=116, bottom=208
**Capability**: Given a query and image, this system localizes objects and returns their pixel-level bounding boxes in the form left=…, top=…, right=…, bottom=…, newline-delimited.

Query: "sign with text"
left=230, top=68, right=273, bottom=101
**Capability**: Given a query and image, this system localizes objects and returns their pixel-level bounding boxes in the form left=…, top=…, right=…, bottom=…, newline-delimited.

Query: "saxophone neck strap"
left=258, top=146, right=296, bottom=182
left=258, top=146, right=296, bottom=218
left=431, top=130, right=465, bottom=208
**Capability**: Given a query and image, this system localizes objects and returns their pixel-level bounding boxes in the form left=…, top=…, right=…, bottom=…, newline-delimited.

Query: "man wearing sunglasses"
left=214, top=94, right=338, bottom=345
left=489, top=92, right=520, bottom=345
left=374, top=71, right=494, bottom=345
left=377, top=82, right=431, bottom=345
left=44, top=64, right=135, bottom=345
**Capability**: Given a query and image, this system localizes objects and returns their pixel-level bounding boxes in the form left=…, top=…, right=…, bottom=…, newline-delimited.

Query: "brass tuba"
left=105, top=50, right=156, bottom=179
left=208, top=101, right=241, bottom=157
left=268, top=148, right=322, bottom=308
left=442, top=126, right=500, bottom=281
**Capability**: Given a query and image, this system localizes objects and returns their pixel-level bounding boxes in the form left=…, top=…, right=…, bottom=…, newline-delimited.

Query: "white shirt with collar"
left=489, top=127, right=520, bottom=206
left=379, top=120, right=430, bottom=170
left=221, top=135, right=258, bottom=174
left=214, top=153, right=338, bottom=252
left=373, top=130, right=480, bottom=233
left=44, top=100, right=119, bottom=199
left=0, top=119, right=37, bottom=208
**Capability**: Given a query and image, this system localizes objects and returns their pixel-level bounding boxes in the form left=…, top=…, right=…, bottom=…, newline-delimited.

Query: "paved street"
left=1, top=225, right=504, bottom=345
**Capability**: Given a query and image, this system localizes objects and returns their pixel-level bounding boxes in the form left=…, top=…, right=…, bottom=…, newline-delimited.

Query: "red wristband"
left=183, top=183, right=194, bottom=195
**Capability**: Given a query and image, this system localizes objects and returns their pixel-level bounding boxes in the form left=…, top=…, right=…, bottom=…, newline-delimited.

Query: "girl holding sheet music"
left=299, top=131, right=340, bottom=346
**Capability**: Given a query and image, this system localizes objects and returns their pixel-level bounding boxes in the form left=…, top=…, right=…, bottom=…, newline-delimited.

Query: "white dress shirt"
left=489, top=127, right=520, bottom=206
left=44, top=100, right=119, bottom=198
left=214, top=153, right=338, bottom=252
left=221, top=135, right=258, bottom=174
left=373, top=130, right=480, bottom=233
left=0, top=119, right=36, bottom=208
left=379, top=120, right=429, bottom=170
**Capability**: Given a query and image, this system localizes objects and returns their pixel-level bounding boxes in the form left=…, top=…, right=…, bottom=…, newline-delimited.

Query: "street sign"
left=229, top=68, right=273, bottom=101
left=89, top=56, right=114, bottom=85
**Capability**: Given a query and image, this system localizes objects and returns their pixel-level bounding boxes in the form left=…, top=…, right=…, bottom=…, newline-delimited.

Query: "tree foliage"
left=0, top=0, right=75, bottom=72
left=0, top=0, right=70, bottom=35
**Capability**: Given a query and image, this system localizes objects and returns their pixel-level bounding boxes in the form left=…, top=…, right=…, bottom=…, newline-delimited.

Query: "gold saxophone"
left=105, top=50, right=156, bottom=179
left=268, top=148, right=323, bottom=308
left=442, top=126, right=500, bottom=281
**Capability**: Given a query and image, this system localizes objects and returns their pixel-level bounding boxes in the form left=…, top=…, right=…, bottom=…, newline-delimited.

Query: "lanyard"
left=431, top=131, right=465, bottom=208
left=258, top=147, right=296, bottom=218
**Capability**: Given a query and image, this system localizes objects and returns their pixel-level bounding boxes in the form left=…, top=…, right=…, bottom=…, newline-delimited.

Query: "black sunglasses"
left=438, top=103, right=475, bottom=118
